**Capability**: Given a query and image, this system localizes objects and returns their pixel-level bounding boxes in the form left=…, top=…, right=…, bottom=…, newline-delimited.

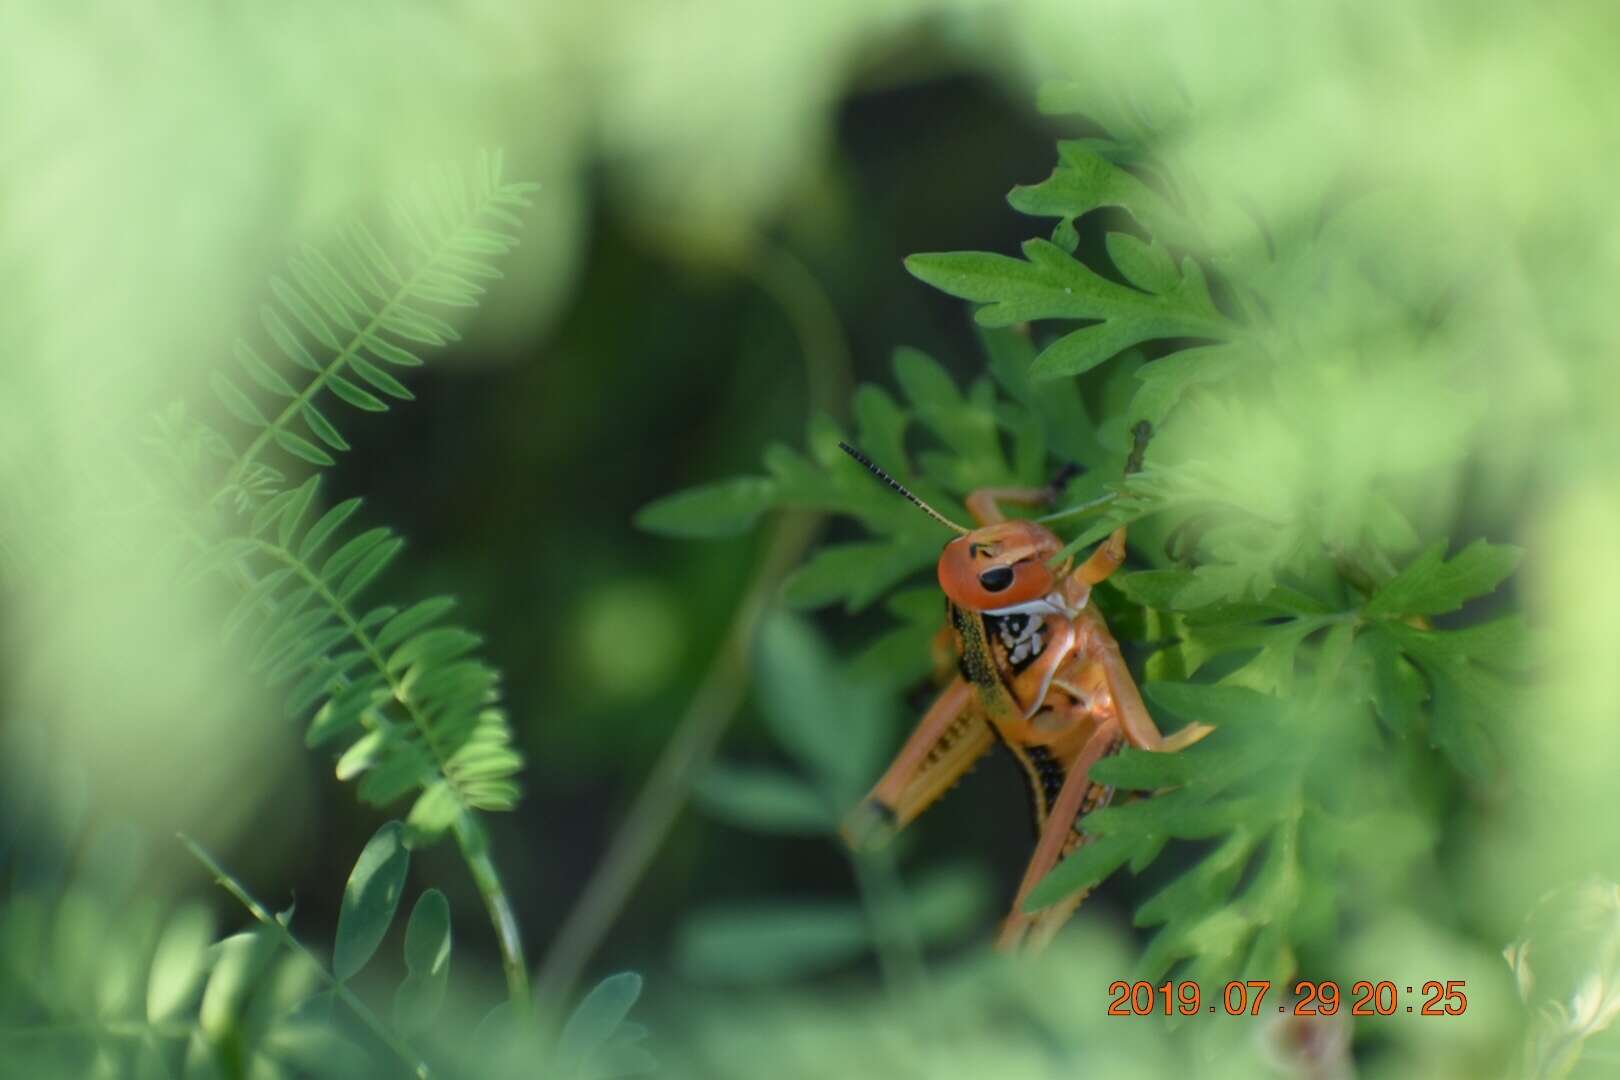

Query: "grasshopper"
left=839, top=425, right=1211, bottom=950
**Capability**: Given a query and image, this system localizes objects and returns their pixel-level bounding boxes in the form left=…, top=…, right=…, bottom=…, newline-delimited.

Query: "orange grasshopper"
left=838, top=425, right=1211, bottom=950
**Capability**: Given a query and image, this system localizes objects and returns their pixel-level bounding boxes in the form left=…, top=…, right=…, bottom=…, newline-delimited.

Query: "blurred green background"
left=4, top=2, right=1620, bottom=1077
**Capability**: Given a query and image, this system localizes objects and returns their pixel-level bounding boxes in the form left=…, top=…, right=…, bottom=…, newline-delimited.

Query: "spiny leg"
left=996, top=720, right=1122, bottom=952
left=840, top=679, right=993, bottom=850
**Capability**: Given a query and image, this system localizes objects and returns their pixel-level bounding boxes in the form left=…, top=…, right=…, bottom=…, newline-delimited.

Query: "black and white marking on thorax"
left=985, top=611, right=1047, bottom=673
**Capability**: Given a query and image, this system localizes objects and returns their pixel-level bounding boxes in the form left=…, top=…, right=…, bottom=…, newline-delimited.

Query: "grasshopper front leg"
left=1077, top=607, right=1213, bottom=753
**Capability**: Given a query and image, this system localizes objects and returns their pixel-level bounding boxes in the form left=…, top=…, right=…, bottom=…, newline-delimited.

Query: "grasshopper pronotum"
left=839, top=425, right=1211, bottom=950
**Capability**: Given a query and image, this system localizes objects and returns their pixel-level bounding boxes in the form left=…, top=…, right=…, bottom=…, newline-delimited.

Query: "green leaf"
left=299, top=497, right=363, bottom=560
left=277, top=476, right=321, bottom=550
left=779, top=537, right=937, bottom=613
left=333, top=821, right=410, bottom=981
left=211, top=372, right=266, bottom=425
left=404, top=781, right=461, bottom=841
left=302, top=402, right=351, bottom=451
left=755, top=613, right=889, bottom=795
left=274, top=428, right=336, bottom=467
left=1106, top=231, right=1179, bottom=294
left=634, top=476, right=777, bottom=538
left=1144, top=681, right=1283, bottom=730
left=1364, top=539, right=1523, bottom=617
left=338, top=536, right=403, bottom=601
left=906, top=240, right=1227, bottom=380
left=328, top=373, right=389, bottom=412
left=236, top=341, right=297, bottom=396
left=349, top=355, right=414, bottom=400
left=362, top=333, right=424, bottom=368
left=1025, top=831, right=1138, bottom=910
left=905, top=863, right=992, bottom=943
left=376, top=597, right=457, bottom=651
left=393, top=889, right=450, bottom=1033
left=145, top=906, right=216, bottom=1022
left=262, top=304, right=321, bottom=372
left=675, top=904, right=870, bottom=984
left=557, top=972, right=643, bottom=1072
left=1006, top=138, right=1188, bottom=245
left=694, top=763, right=832, bottom=834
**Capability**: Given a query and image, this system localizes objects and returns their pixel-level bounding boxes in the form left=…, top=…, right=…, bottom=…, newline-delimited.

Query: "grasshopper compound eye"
left=978, top=566, right=1015, bottom=592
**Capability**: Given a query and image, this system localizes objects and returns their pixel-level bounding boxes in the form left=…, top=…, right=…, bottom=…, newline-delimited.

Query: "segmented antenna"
left=837, top=442, right=969, bottom=535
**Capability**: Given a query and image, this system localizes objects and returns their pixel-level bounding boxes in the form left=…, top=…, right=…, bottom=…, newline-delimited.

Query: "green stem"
left=532, top=509, right=821, bottom=1016
left=532, top=235, right=849, bottom=1016
left=453, top=811, right=530, bottom=1007
left=253, top=538, right=529, bottom=1001
left=180, top=834, right=432, bottom=1079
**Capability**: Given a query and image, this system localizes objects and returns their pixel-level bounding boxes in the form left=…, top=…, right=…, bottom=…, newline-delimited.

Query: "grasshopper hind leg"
left=840, top=679, right=993, bottom=850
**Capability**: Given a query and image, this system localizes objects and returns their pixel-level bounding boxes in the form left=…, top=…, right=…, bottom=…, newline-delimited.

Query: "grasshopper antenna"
left=838, top=442, right=969, bottom=535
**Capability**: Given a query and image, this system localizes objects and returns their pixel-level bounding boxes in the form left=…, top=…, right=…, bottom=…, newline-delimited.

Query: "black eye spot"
left=978, top=566, right=1014, bottom=593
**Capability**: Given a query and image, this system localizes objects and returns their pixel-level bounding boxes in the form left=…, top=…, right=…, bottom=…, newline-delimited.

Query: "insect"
left=838, top=424, right=1211, bottom=951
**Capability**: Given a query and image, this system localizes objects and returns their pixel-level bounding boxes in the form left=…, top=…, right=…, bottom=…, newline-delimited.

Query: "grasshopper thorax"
left=938, top=520, right=1063, bottom=612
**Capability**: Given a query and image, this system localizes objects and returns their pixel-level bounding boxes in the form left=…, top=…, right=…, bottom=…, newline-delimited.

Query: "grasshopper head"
left=937, top=520, right=1061, bottom=612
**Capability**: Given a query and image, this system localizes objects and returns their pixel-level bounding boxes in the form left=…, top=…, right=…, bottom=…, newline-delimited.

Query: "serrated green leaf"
left=906, top=240, right=1229, bottom=380
left=1144, top=681, right=1283, bottom=730
left=1106, top=231, right=1178, bottom=294
left=1007, top=139, right=1188, bottom=245
left=333, top=822, right=410, bottom=981
left=1364, top=539, right=1522, bottom=617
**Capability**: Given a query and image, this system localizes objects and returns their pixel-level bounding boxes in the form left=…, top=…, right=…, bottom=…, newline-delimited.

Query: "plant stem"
left=532, top=509, right=820, bottom=1015
left=179, top=834, right=432, bottom=1079
left=453, top=811, right=529, bottom=1005
left=532, top=234, right=848, bottom=1016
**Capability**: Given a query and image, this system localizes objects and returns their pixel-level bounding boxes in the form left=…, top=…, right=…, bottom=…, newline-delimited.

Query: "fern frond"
left=194, top=476, right=521, bottom=832
left=209, top=149, right=538, bottom=495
